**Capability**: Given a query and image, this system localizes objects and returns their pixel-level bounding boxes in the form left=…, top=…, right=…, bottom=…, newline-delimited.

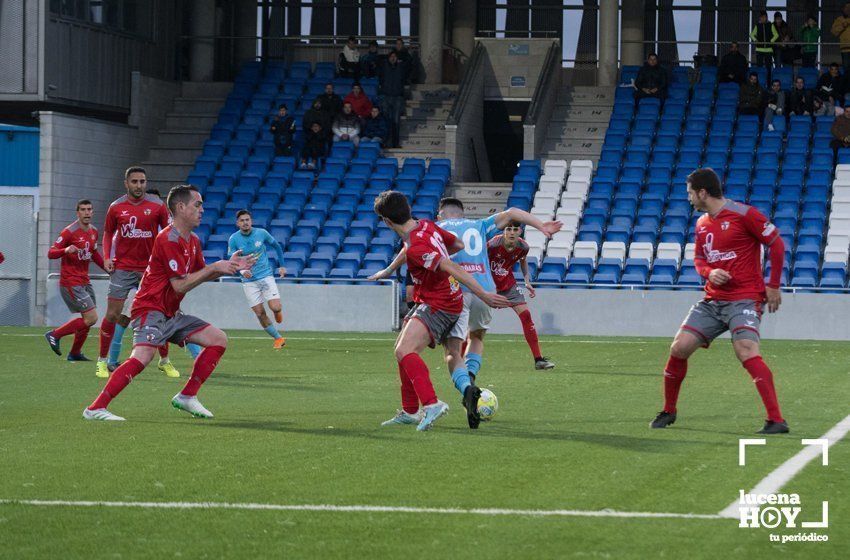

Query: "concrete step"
left=181, top=81, right=234, bottom=99
left=454, top=201, right=504, bottom=218
left=557, top=87, right=616, bottom=106
left=542, top=138, right=603, bottom=157
left=551, top=106, right=612, bottom=122
left=382, top=148, right=446, bottom=161
left=156, top=130, right=214, bottom=149
left=545, top=123, right=607, bottom=141
left=400, top=122, right=445, bottom=137
left=408, top=85, right=457, bottom=102
left=172, top=97, right=226, bottom=114
left=395, top=135, right=445, bottom=151
left=147, top=147, right=203, bottom=164
left=452, top=183, right=511, bottom=201
left=165, top=113, right=219, bottom=130
left=404, top=104, right=451, bottom=119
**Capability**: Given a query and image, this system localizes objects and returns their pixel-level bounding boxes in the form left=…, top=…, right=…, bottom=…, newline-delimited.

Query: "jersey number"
left=462, top=229, right=483, bottom=256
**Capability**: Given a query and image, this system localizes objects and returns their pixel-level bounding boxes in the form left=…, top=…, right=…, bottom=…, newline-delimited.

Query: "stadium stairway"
left=142, top=82, right=232, bottom=193
left=449, top=182, right=512, bottom=218
left=383, top=84, right=456, bottom=161
left=539, top=86, right=614, bottom=165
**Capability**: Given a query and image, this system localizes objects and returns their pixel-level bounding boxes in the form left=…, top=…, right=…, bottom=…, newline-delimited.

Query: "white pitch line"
left=718, top=414, right=850, bottom=518
left=0, top=499, right=724, bottom=520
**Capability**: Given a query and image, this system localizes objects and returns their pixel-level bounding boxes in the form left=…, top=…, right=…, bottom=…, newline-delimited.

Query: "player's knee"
left=212, top=329, right=229, bottom=348
left=670, top=338, right=693, bottom=359
left=470, top=329, right=487, bottom=341
left=394, top=345, right=408, bottom=362
left=733, top=339, right=759, bottom=362
left=83, top=313, right=98, bottom=327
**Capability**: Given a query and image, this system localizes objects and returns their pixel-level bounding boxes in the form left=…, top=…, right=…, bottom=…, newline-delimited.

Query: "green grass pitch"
left=0, top=326, right=847, bottom=559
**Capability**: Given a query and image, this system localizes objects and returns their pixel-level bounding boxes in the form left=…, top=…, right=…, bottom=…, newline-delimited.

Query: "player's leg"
left=394, top=312, right=448, bottom=431
left=171, top=322, right=227, bottom=418
left=382, top=317, right=423, bottom=425
left=47, top=286, right=94, bottom=358
left=727, top=302, right=788, bottom=434
left=464, top=295, right=491, bottom=381
left=67, top=307, right=98, bottom=361
left=84, top=344, right=157, bottom=421
left=511, top=302, right=553, bottom=369
left=108, top=313, right=132, bottom=368
left=267, top=298, right=286, bottom=348
left=98, top=296, right=126, bottom=376
left=444, top=336, right=481, bottom=429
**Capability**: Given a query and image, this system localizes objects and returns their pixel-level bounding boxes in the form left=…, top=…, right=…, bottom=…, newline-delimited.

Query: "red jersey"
left=131, top=226, right=205, bottom=319
left=405, top=220, right=464, bottom=314
left=694, top=200, right=781, bottom=302
left=487, top=235, right=529, bottom=292
left=103, top=194, right=170, bottom=272
left=47, top=221, right=104, bottom=287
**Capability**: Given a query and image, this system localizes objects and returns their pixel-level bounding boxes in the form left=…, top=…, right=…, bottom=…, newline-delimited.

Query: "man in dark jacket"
left=751, top=10, right=779, bottom=71
left=360, top=41, right=382, bottom=78
left=394, top=38, right=416, bottom=83
left=831, top=106, right=850, bottom=156
left=314, top=83, right=343, bottom=119
left=817, top=63, right=844, bottom=110
left=789, top=77, right=813, bottom=115
left=634, top=53, right=668, bottom=102
left=303, top=98, right=333, bottom=152
left=270, top=104, right=296, bottom=157
left=300, top=122, right=328, bottom=170
left=361, top=106, right=389, bottom=145
left=738, top=72, right=766, bottom=116
left=379, top=51, right=407, bottom=148
left=719, top=42, right=748, bottom=84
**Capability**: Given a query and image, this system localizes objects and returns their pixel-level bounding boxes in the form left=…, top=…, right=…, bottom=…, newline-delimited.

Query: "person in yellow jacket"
left=831, top=3, right=850, bottom=70
left=750, top=10, right=779, bottom=71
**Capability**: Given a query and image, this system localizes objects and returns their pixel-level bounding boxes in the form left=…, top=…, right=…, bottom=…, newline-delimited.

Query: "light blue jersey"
left=227, top=227, right=285, bottom=282
left=438, top=214, right=501, bottom=292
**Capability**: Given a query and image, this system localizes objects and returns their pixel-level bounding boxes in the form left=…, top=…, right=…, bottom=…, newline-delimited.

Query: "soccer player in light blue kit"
left=228, top=209, right=288, bottom=349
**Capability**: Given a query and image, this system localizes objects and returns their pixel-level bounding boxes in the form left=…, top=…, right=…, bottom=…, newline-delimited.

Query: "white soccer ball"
left=477, top=389, right=499, bottom=421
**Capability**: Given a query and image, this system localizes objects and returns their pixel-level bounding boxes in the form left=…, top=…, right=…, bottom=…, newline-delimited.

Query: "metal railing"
left=525, top=40, right=561, bottom=126
left=446, top=41, right=485, bottom=126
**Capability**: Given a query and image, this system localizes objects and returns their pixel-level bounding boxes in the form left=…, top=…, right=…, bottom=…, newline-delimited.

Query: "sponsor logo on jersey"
left=254, top=241, right=262, bottom=248
left=56, top=236, right=63, bottom=243
left=459, top=262, right=486, bottom=274
left=76, top=241, right=92, bottom=261
left=721, top=221, right=730, bottom=231
left=119, top=216, right=154, bottom=239
left=763, top=223, right=776, bottom=237
left=169, top=259, right=178, bottom=272
left=704, top=233, right=737, bottom=263
left=144, top=208, right=151, bottom=215
left=490, top=258, right=509, bottom=277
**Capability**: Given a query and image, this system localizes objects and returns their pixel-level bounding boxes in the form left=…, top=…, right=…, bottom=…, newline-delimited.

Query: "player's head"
left=76, top=199, right=93, bottom=225
left=146, top=188, right=162, bottom=199
left=374, top=190, right=412, bottom=228
left=167, top=185, right=202, bottom=229
left=437, top=197, right=464, bottom=220
left=236, top=209, right=252, bottom=232
left=124, top=166, right=147, bottom=200
left=503, top=220, right=522, bottom=244
left=686, top=168, right=723, bottom=211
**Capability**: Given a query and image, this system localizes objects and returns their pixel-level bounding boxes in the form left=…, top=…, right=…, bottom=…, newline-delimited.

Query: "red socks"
left=99, top=319, right=116, bottom=358
left=181, top=345, right=225, bottom=397
left=88, top=357, right=145, bottom=410
left=663, top=355, right=688, bottom=413
left=518, top=310, right=542, bottom=360
left=399, top=353, right=437, bottom=407
left=54, top=317, right=87, bottom=339
left=159, top=343, right=169, bottom=359
left=70, top=327, right=90, bottom=355
left=398, top=363, right=419, bottom=414
left=743, top=356, right=784, bottom=422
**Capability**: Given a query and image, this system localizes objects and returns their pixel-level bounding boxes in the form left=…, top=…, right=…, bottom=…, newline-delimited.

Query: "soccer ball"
left=477, top=389, right=499, bottom=421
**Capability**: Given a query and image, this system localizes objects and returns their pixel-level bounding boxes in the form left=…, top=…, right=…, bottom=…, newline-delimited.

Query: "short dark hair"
left=76, top=199, right=92, bottom=210
left=369, top=40, right=378, bottom=47
left=347, top=35, right=356, bottom=42
left=125, top=166, right=146, bottom=179
left=648, top=52, right=658, bottom=59
left=759, top=10, right=768, bottom=17
left=506, top=220, right=522, bottom=228
left=278, top=103, right=288, bottom=110
left=146, top=188, right=161, bottom=197
left=831, top=62, right=840, bottom=69
left=166, top=184, right=199, bottom=213
left=771, top=79, right=781, bottom=86
left=352, top=81, right=361, bottom=89
left=236, top=209, right=251, bottom=219
left=687, top=168, right=723, bottom=198
left=374, top=190, right=412, bottom=225
left=774, top=11, right=782, bottom=18
left=438, top=197, right=464, bottom=213
left=749, top=71, right=758, bottom=78
left=325, top=82, right=334, bottom=88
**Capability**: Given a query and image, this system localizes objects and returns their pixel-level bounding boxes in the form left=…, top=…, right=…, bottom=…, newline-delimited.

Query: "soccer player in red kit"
left=98, top=166, right=179, bottom=379
left=44, top=199, right=107, bottom=361
left=374, top=191, right=509, bottom=431
left=83, top=185, right=256, bottom=421
left=651, top=168, right=789, bottom=434
left=487, top=223, right=554, bottom=370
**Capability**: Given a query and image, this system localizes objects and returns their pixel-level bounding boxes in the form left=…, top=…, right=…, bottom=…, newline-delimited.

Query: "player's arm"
left=102, top=208, right=116, bottom=266
left=437, top=257, right=509, bottom=309
left=369, top=247, right=407, bottom=280
left=492, top=208, right=562, bottom=238
left=91, top=245, right=106, bottom=271
left=47, top=232, right=71, bottom=259
left=171, top=250, right=257, bottom=294
left=743, top=209, right=785, bottom=312
left=435, top=224, right=464, bottom=254
left=264, top=230, right=287, bottom=276
left=520, top=256, right=536, bottom=298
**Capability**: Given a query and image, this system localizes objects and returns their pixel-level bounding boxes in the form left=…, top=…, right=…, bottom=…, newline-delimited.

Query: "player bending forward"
left=44, top=200, right=108, bottom=361
left=651, top=168, right=789, bottom=435
left=83, top=185, right=256, bottom=421
left=228, top=209, right=287, bottom=349
left=374, top=191, right=509, bottom=431
left=487, top=223, right=554, bottom=370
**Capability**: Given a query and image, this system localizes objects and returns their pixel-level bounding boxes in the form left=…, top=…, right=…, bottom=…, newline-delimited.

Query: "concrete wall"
left=477, top=38, right=554, bottom=99
left=524, top=44, right=562, bottom=160
left=445, top=43, right=491, bottom=182
left=35, top=73, right=180, bottom=323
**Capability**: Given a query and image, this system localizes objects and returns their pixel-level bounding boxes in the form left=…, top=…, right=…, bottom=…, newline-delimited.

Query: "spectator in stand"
left=338, top=36, right=360, bottom=79
left=343, top=82, right=373, bottom=120
left=788, top=77, right=813, bottom=115
left=800, top=15, right=821, bottom=68
left=269, top=104, right=295, bottom=157
left=303, top=98, right=331, bottom=136
left=332, top=102, right=361, bottom=146
left=816, top=63, right=844, bottom=115
left=379, top=50, right=407, bottom=148
left=738, top=72, right=766, bottom=117
left=813, top=96, right=831, bottom=116
left=751, top=10, right=779, bottom=71
left=772, top=12, right=791, bottom=67
left=300, top=122, right=328, bottom=170
left=830, top=106, right=850, bottom=155
left=394, top=38, right=416, bottom=83
left=764, top=79, right=786, bottom=131
left=832, top=3, right=850, bottom=71
left=634, top=52, right=668, bottom=102
left=314, top=83, right=343, bottom=119
left=719, top=42, right=748, bottom=84
left=360, top=40, right=381, bottom=78
left=361, top=106, right=388, bottom=146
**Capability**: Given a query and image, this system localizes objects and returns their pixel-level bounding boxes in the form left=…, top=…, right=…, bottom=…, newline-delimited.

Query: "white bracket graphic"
left=738, top=439, right=766, bottom=466
left=801, top=439, right=830, bottom=466
left=802, top=501, right=829, bottom=528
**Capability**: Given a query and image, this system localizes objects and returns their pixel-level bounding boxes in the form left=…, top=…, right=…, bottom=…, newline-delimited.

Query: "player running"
left=83, top=185, right=256, bottom=421
left=98, top=166, right=180, bottom=379
left=487, top=223, right=554, bottom=370
left=651, top=168, right=789, bottom=435
left=44, top=199, right=108, bottom=361
left=373, top=191, right=509, bottom=431
left=228, top=209, right=287, bottom=349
